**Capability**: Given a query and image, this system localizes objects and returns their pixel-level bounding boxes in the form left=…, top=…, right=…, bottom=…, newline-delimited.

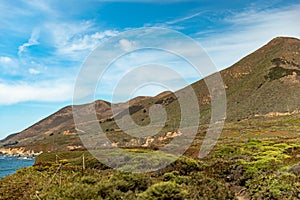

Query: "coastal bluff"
left=0, top=147, right=42, bottom=158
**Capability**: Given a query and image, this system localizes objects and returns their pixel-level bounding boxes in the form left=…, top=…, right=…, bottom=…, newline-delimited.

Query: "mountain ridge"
left=1, top=36, right=300, bottom=152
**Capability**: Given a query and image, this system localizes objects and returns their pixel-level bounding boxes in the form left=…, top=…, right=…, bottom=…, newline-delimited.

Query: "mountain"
left=219, top=37, right=300, bottom=120
left=1, top=36, right=300, bottom=153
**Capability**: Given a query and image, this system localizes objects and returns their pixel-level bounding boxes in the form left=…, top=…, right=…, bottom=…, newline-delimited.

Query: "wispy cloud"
left=18, top=28, right=40, bottom=56
left=197, top=4, right=300, bottom=68
left=0, top=56, right=19, bottom=75
left=0, top=0, right=299, bottom=138
left=0, top=56, right=13, bottom=64
left=0, top=80, right=73, bottom=105
left=21, top=0, right=57, bottom=16
left=45, top=21, right=119, bottom=60
left=88, top=39, right=204, bottom=102
left=142, top=3, right=300, bottom=69
left=28, top=68, right=40, bottom=75
left=118, top=39, right=136, bottom=51
left=1, top=1, right=300, bottom=104
left=0, top=2, right=121, bottom=105
left=166, top=11, right=205, bottom=25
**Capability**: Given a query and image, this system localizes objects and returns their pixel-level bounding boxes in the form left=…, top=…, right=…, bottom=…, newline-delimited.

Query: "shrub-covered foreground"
left=0, top=133, right=300, bottom=199
left=0, top=155, right=235, bottom=200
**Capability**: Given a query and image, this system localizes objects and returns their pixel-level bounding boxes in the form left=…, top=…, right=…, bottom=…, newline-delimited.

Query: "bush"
left=168, top=156, right=201, bottom=175
left=184, top=172, right=235, bottom=200
left=81, top=176, right=98, bottom=184
left=94, top=172, right=152, bottom=199
left=246, top=173, right=300, bottom=199
left=138, top=181, right=188, bottom=200
left=42, top=182, right=100, bottom=200
left=110, top=172, right=152, bottom=192
left=163, top=171, right=179, bottom=181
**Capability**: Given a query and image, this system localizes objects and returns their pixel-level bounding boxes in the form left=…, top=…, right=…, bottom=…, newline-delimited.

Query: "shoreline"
left=0, top=154, right=35, bottom=160
left=0, top=147, right=42, bottom=159
left=0, top=156, right=35, bottom=179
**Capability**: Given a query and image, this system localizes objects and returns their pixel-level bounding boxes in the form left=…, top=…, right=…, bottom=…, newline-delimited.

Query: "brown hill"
left=1, top=36, right=300, bottom=152
left=220, top=37, right=300, bottom=120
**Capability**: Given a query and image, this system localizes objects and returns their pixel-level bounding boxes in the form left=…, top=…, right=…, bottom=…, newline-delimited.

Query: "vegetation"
left=1, top=113, right=300, bottom=199
left=1, top=37, right=300, bottom=199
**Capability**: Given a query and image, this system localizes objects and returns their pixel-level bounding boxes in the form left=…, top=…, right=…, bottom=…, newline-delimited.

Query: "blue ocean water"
left=0, top=156, right=34, bottom=178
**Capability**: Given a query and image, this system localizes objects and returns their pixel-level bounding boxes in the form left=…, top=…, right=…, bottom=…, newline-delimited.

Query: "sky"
left=0, top=0, right=300, bottom=139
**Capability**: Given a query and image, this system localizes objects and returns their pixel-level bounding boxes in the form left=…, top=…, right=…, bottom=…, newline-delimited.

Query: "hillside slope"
left=1, top=36, right=300, bottom=152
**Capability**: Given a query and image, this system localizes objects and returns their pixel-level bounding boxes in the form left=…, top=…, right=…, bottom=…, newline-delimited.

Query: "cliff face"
left=0, top=147, right=42, bottom=157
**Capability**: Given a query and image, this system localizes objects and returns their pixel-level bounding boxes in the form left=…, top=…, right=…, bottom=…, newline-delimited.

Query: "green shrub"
left=169, top=156, right=200, bottom=175
left=163, top=171, right=179, bottom=181
left=246, top=173, right=300, bottom=199
left=96, top=180, right=139, bottom=199
left=239, top=140, right=294, bottom=177
left=110, top=172, right=151, bottom=192
left=81, top=175, right=98, bottom=184
left=138, top=181, right=188, bottom=200
left=185, top=172, right=235, bottom=200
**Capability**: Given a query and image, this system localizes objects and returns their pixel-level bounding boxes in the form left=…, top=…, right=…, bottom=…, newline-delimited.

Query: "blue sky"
left=0, top=0, right=300, bottom=139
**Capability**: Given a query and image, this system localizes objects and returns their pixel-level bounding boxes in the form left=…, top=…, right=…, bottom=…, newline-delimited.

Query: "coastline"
left=0, top=147, right=42, bottom=158
left=0, top=155, right=35, bottom=179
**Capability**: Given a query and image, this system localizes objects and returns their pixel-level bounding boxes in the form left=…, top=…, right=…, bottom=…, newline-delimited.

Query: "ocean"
left=0, top=156, right=34, bottom=178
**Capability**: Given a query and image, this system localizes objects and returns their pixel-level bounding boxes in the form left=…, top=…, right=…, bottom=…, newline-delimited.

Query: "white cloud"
left=91, top=30, right=119, bottom=40
left=197, top=4, right=300, bottom=69
left=0, top=56, right=13, bottom=64
left=93, top=48, right=202, bottom=102
left=47, top=22, right=119, bottom=59
left=18, top=28, right=40, bottom=56
left=166, top=11, right=204, bottom=25
left=28, top=68, right=40, bottom=75
left=0, top=2, right=34, bottom=34
left=0, top=80, right=73, bottom=105
left=63, top=30, right=119, bottom=54
left=119, top=39, right=136, bottom=51
left=0, top=56, right=19, bottom=74
left=143, top=11, right=204, bottom=30
left=22, top=0, right=57, bottom=16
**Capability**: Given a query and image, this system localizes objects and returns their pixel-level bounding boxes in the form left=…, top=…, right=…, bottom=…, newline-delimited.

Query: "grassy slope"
left=1, top=114, right=300, bottom=200
left=2, top=37, right=300, bottom=152
left=1, top=37, right=300, bottom=199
